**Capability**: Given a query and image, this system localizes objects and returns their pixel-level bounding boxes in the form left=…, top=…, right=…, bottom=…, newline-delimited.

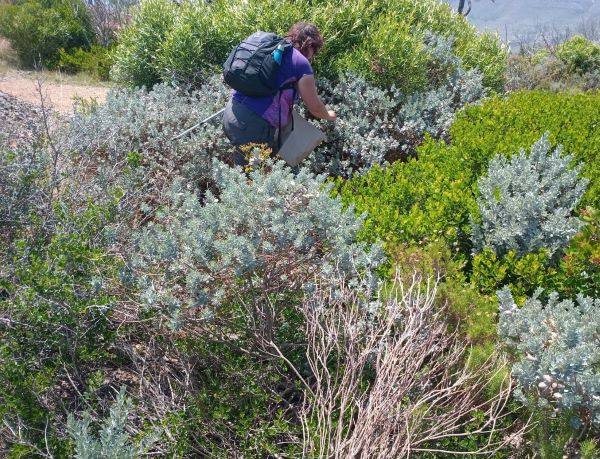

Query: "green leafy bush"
left=0, top=0, right=96, bottom=68
left=0, top=203, right=121, bottom=455
left=109, top=0, right=177, bottom=88
left=471, top=248, right=556, bottom=300
left=446, top=92, right=600, bottom=299
left=0, top=132, right=126, bottom=455
left=339, top=91, right=599, bottom=259
left=556, top=35, right=600, bottom=75
left=58, top=44, right=115, bottom=80
left=448, top=91, right=600, bottom=208
left=153, top=0, right=255, bottom=87
left=337, top=91, right=600, bottom=302
left=111, top=0, right=507, bottom=92
left=335, top=135, right=479, bottom=255
left=166, top=323, right=304, bottom=456
left=390, top=241, right=499, bottom=344
left=551, top=206, right=600, bottom=299
left=471, top=207, right=600, bottom=301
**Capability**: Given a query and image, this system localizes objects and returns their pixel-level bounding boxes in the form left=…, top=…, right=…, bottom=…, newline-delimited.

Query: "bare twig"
left=291, top=270, right=527, bottom=458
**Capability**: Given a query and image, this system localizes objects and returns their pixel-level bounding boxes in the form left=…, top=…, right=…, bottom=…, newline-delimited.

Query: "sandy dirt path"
left=0, top=72, right=110, bottom=114
left=0, top=38, right=110, bottom=113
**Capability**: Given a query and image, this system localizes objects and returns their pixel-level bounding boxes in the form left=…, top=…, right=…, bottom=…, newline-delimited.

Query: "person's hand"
left=326, top=110, right=336, bottom=121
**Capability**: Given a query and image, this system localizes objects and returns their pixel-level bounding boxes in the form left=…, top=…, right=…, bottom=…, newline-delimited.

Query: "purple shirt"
left=232, top=48, right=313, bottom=127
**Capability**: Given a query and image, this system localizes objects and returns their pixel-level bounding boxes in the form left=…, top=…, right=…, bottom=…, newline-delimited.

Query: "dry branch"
left=293, top=272, right=526, bottom=458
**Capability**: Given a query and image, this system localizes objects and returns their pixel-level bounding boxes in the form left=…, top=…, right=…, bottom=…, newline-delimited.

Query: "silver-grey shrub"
left=471, top=134, right=588, bottom=257
left=498, top=286, right=600, bottom=428
left=64, top=76, right=230, bottom=165
left=67, top=387, right=157, bottom=459
left=398, top=33, right=486, bottom=148
left=307, top=74, right=401, bottom=177
left=61, top=76, right=232, bottom=226
left=70, top=33, right=485, bottom=182
left=311, top=34, right=487, bottom=177
left=132, top=159, right=383, bottom=327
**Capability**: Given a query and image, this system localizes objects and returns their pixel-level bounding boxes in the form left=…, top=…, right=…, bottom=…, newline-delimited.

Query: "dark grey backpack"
left=223, top=31, right=293, bottom=97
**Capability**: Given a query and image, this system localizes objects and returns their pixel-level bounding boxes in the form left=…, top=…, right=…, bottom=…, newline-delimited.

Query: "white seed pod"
left=552, top=383, right=558, bottom=389
left=538, top=382, right=548, bottom=389
left=553, top=392, right=563, bottom=399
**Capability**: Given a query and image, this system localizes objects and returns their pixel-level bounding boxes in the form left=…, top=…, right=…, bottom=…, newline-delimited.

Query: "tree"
left=458, top=0, right=471, bottom=16
left=457, top=0, right=496, bottom=17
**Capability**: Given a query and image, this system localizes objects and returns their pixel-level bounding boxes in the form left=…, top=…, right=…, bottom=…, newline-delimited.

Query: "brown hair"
left=286, top=22, right=324, bottom=58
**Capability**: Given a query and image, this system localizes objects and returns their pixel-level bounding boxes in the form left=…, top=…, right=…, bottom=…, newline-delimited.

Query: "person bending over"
left=222, top=21, right=336, bottom=166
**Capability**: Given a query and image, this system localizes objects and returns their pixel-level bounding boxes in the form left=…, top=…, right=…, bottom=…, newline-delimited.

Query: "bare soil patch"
left=0, top=38, right=111, bottom=113
left=0, top=71, right=110, bottom=114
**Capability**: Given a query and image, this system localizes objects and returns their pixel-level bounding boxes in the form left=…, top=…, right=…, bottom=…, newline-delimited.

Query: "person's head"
left=286, top=22, right=323, bottom=61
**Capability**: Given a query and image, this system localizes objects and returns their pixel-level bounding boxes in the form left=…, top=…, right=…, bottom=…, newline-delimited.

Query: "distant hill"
left=442, top=0, right=600, bottom=45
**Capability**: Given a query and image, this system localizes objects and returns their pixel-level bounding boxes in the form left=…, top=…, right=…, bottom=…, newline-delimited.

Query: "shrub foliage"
left=556, top=35, right=600, bottom=75
left=0, top=0, right=96, bottom=68
left=471, top=134, right=588, bottom=258
left=498, top=286, right=600, bottom=429
left=132, top=159, right=382, bottom=328
left=311, top=35, right=487, bottom=176
left=3, top=2, right=600, bottom=456
left=111, top=0, right=507, bottom=92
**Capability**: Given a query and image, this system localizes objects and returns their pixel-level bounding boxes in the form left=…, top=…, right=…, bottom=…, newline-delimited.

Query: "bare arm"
left=297, top=75, right=336, bottom=121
